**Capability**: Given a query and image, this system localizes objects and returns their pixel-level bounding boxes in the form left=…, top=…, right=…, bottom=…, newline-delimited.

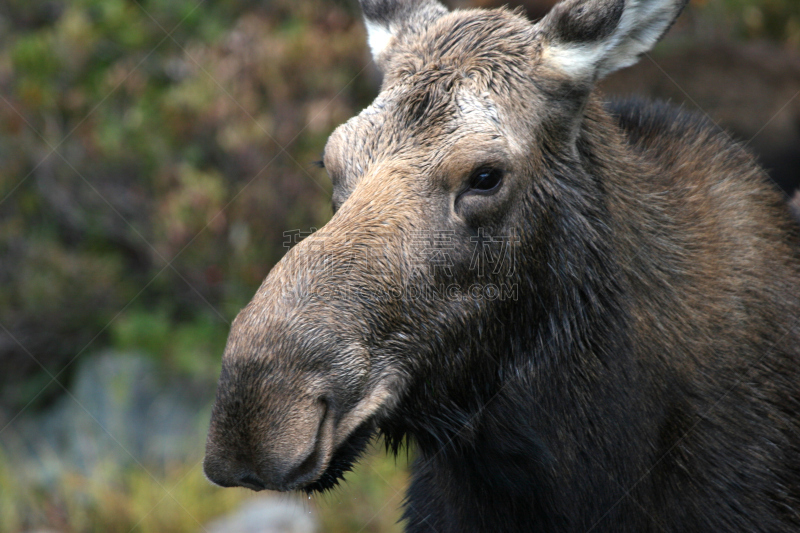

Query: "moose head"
left=204, top=0, right=689, bottom=493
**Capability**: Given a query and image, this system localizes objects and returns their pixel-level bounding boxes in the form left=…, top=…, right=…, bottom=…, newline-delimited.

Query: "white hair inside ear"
left=358, top=0, right=448, bottom=64
left=365, top=20, right=395, bottom=60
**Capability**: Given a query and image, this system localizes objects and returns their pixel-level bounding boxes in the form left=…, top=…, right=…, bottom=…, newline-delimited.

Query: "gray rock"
left=1, top=350, right=216, bottom=484
left=203, top=496, right=318, bottom=533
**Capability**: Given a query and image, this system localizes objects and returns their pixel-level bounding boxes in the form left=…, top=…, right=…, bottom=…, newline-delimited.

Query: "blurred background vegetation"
left=0, top=0, right=798, bottom=531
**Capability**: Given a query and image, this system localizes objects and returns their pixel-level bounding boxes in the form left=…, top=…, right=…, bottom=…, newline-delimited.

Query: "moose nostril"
left=238, top=472, right=267, bottom=491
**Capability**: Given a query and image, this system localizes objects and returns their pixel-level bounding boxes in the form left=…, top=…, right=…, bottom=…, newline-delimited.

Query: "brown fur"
left=205, top=1, right=800, bottom=530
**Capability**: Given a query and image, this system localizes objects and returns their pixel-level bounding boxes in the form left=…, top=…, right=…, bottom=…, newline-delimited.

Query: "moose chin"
left=204, top=0, right=800, bottom=531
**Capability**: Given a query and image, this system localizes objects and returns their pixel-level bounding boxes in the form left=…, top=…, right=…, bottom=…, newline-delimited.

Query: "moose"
left=204, top=0, right=800, bottom=530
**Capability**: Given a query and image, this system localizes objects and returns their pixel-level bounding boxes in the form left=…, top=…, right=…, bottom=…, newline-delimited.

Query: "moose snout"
left=203, top=394, right=336, bottom=492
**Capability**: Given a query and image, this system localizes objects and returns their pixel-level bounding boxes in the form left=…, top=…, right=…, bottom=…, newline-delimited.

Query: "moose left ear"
left=537, top=0, right=688, bottom=81
left=359, top=0, right=448, bottom=64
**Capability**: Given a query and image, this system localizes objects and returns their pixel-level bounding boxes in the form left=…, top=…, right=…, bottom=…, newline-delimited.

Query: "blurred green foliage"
left=707, top=0, right=800, bottom=46
left=0, top=441, right=408, bottom=533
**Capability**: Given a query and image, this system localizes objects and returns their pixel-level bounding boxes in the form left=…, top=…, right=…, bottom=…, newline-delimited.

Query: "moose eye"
left=468, top=167, right=503, bottom=193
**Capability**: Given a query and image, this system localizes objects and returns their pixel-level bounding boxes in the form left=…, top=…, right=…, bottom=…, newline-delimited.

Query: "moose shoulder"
left=204, top=0, right=800, bottom=531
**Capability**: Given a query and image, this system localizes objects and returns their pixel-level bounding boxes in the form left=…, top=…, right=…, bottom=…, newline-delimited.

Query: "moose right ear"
left=537, top=0, right=688, bottom=82
left=359, top=0, right=448, bottom=64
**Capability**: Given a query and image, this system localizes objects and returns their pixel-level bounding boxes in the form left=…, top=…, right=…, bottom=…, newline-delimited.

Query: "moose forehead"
left=324, top=9, right=539, bottom=182
left=383, top=8, right=536, bottom=85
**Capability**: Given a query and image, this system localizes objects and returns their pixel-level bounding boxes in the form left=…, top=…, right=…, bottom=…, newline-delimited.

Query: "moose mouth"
left=301, top=419, right=377, bottom=494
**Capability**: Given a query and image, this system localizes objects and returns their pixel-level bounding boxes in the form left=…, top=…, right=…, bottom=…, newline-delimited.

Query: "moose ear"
left=538, top=0, right=688, bottom=81
left=359, top=0, right=448, bottom=63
